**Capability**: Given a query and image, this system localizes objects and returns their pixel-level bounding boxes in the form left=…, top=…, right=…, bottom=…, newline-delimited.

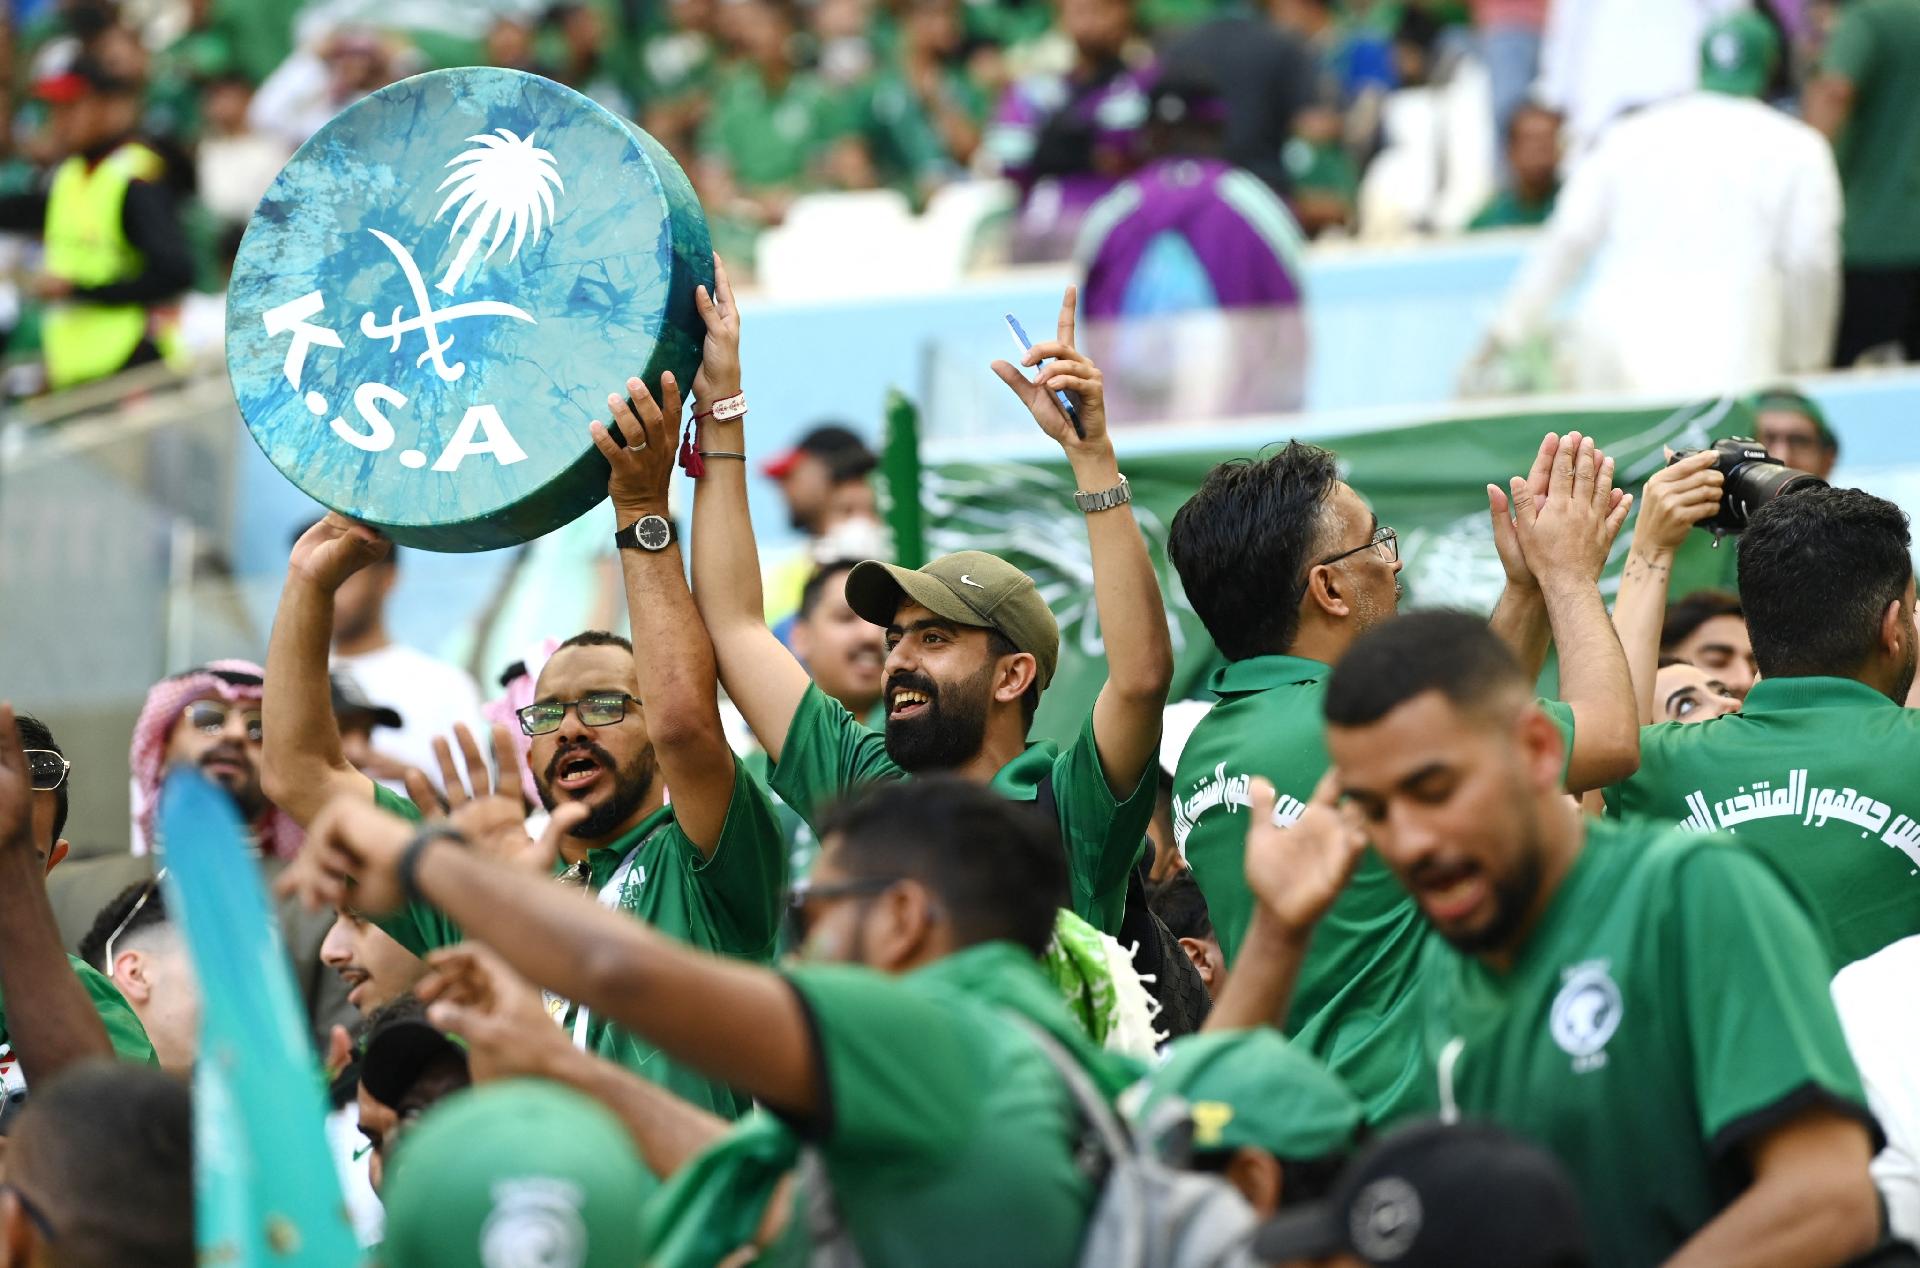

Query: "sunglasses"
left=101, top=869, right=167, bottom=970
left=22, top=749, right=69, bottom=793
left=785, top=875, right=899, bottom=942
left=183, top=701, right=264, bottom=743
left=515, top=692, right=636, bottom=737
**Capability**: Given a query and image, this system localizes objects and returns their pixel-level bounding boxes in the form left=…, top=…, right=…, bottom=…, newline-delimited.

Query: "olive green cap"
left=844, top=550, right=1061, bottom=689
left=1135, top=1029, right=1364, bottom=1162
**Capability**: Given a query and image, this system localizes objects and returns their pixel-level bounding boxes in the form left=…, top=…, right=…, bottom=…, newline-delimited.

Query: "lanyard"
left=544, top=841, right=649, bottom=1050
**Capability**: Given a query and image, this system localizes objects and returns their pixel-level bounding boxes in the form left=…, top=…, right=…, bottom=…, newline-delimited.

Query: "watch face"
left=636, top=515, right=672, bottom=550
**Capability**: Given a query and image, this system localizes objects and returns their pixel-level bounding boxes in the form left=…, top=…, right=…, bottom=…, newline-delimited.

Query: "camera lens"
left=1724, top=460, right=1826, bottom=528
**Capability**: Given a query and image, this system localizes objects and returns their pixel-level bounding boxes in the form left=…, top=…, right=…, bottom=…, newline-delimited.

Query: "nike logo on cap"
left=959, top=575, right=986, bottom=589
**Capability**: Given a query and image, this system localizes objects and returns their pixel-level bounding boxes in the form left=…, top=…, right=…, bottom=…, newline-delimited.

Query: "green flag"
left=158, top=770, right=359, bottom=1266
left=911, top=399, right=1752, bottom=741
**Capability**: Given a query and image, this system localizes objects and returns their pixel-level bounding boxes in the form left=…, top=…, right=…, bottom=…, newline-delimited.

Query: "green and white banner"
left=908, top=398, right=1752, bottom=742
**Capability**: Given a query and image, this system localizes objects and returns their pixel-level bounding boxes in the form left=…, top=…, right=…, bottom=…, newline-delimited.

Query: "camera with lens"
left=1666, top=436, right=1828, bottom=536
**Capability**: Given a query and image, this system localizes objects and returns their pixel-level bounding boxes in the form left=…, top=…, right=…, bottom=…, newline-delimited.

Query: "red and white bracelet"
left=692, top=391, right=747, bottom=424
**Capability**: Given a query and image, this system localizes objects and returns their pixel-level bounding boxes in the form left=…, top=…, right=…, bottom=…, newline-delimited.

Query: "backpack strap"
left=1003, top=1013, right=1133, bottom=1170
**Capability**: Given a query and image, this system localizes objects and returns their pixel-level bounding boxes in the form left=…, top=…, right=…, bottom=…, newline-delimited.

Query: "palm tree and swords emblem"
left=360, top=128, right=564, bottom=382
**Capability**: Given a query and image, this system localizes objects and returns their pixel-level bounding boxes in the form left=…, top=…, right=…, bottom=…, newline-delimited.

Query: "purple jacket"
left=1078, top=157, right=1307, bottom=320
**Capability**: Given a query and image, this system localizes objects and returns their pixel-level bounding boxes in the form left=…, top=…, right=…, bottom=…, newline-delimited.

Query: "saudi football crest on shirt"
left=1549, top=959, right=1624, bottom=1073
left=227, top=68, right=712, bottom=551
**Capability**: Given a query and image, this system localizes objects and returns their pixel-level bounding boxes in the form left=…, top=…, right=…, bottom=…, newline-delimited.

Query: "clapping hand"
left=1506, top=432, right=1633, bottom=592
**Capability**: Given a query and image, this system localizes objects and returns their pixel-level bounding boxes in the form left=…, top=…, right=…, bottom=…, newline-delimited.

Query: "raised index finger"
left=1056, top=284, right=1077, bottom=349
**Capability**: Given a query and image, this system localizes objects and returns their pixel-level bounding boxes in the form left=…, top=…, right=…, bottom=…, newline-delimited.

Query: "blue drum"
left=227, top=68, right=711, bottom=550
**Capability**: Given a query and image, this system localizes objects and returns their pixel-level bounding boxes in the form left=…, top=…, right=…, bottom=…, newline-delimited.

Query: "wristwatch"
left=615, top=514, right=677, bottom=551
left=1074, top=475, right=1132, bottom=514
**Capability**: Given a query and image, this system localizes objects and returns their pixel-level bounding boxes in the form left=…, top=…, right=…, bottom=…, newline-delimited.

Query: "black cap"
left=359, top=1019, right=467, bottom=1109
left=330, top=672, right=403, bottom=730
left=1253, top=1118, right=1591, bottom=1267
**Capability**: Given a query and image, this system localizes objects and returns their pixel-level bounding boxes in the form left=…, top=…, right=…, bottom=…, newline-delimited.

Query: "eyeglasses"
left=786, top=875, right=899, bottom=941
left=101, top=869, right=166, bottom=970
left=21, top=749, right=69, bottom=793
left=1315, top=525, right=1399, bottom=569
left=183, top=700, right=264, bottom=743
left=515, top=693, right=637, bottom=737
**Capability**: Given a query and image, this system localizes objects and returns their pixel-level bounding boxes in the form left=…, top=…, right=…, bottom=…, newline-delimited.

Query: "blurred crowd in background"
left=4, top=0, right=1915, bottom=331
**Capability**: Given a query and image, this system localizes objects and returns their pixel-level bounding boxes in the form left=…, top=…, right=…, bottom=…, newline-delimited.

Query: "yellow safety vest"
left=41, top=142, right=170, bottom=390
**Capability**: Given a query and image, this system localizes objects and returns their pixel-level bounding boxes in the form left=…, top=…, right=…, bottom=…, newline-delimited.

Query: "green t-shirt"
left=639, top=942, right=1139, bottom=1267
left=1604, top=676, right=1920, bottom=972
left=1468, top=185, right=1558, bottom=231
left=1173, top=655, right=1573, bottom=1123
left=1412, top=819, right=1873, bottom=1267
left=781, top=941, right=1138, bottom=1267
left=770, top=684, right=1157, bottom=933
left=371, top=770, right=786, bottom=1119
left=0, top=955, right=158, bottom=1098
left=698, top=65, right=852, bottom=193
left=1823, top=0, right=1920, bottom=266
left=851, top=68, right=984, bottom=194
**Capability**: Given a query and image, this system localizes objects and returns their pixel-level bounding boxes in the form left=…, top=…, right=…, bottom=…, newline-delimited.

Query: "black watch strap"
left=399, top=824, right=465, bottom=905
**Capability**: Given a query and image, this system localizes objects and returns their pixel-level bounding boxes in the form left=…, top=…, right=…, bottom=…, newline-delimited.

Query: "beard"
left=200, top=742, right=269, bottom=822
left=1423, top=777, right=1545, bottom=957
left=884, top=663, right=992, bottom=772
left=1431, top=846, right=1543, bottom=956
left=536, top=737, right=658, bottom=839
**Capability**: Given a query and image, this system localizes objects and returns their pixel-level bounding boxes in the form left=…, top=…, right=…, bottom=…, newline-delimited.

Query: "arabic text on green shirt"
left=1413, top=818, right=1872, bottom=1266
left=1173, top=654, right=1574, bottom=1123
left=768, top=684, right=1157, bottom=933
left=1604, top=675, right=1920, bottom=971
left=698, top=65, right=854, bottom=192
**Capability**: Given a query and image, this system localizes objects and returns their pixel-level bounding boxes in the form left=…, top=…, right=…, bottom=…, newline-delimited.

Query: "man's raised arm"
left=1612, top=454, right=1722, bottom=724
left=991, top=286, right=1173, bottom=794
left=594, top=371, right=736, bottom=852
left=418, top=941, right=733, bottom=1181
left=1512, top=434, right=1639, bottom=793
left=261, top=515, right=386, bottom=826
left=686, top=256, right=815, bottom=763
left=0, top=705, right=111, bottom=1084
left=282, top=796, right=820, bottom=1119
